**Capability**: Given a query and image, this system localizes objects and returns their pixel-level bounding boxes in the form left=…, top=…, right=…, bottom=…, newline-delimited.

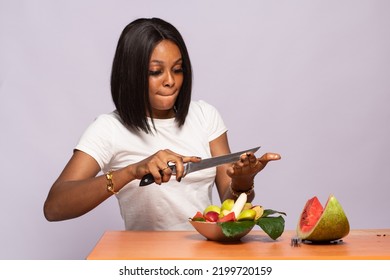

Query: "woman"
left=43, top=18, right=281, bottom=230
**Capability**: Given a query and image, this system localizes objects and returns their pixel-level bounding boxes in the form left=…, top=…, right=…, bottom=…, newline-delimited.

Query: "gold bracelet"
left=105, top=170, right=118, bottom=194
left=229, top=182, right=254, bottom=198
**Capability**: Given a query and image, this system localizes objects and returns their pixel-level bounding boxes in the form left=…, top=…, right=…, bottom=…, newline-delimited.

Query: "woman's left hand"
left=227, top=152, right=281, bottom=179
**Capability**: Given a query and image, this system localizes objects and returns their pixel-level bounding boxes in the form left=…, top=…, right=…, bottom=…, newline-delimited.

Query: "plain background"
left=1, top=0, right=389, bottom=259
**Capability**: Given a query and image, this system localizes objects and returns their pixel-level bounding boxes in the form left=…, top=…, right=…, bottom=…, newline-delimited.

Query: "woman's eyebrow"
left=150, top=58, right=183, bottom=64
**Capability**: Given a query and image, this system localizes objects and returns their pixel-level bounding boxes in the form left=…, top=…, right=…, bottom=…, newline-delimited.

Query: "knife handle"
left=139, top=164, right=176, bottom=186
left=139, top=173, right=157, bottom=186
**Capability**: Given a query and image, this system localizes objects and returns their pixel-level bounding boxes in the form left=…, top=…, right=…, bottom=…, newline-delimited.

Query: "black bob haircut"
left=110, top=18, right=193, bottom=133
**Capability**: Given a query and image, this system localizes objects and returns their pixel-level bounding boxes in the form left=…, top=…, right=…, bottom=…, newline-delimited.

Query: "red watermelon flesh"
left=191, top=211, right=206, bottom=222
left=299, top=196, right=323, bottom=232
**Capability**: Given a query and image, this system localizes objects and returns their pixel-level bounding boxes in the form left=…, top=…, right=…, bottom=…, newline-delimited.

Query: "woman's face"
left=148, top=39, right=184, bottom=119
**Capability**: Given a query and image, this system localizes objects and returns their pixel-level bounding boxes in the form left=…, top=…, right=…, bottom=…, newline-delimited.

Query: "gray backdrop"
left=1, top=0, right=389, bottom=259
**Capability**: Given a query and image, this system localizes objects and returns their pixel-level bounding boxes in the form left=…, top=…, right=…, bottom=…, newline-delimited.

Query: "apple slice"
left=204, top=211, right=219, bottom=222
left=230, top=193, right=247, bottom=218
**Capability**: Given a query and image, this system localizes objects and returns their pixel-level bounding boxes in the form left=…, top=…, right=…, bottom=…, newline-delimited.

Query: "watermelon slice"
left=297, top=195, right=350, bottom=242
left=191, top=211, right=206, bottom=222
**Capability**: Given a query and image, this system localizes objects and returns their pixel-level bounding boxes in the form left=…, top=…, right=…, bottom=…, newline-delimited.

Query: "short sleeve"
left=196, top=100, right=228, bottom=142
left=74, top=114, right=115, bottom=170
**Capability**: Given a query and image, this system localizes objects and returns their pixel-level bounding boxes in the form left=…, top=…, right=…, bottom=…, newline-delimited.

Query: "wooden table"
left=87, top=229, right=390, bottom=260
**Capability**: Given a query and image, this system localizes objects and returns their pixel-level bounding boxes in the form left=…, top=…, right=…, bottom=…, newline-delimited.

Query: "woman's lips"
left=157, top=90, right=177, bottom=96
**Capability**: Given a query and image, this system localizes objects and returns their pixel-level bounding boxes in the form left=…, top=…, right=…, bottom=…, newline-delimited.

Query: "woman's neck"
left=149, top=108, right=176, bottom=119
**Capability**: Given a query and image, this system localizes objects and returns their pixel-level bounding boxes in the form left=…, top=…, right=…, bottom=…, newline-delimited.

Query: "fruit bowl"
left=189, top=220, right=254, bottom=242
left=189, top=193, right=286, bottom=242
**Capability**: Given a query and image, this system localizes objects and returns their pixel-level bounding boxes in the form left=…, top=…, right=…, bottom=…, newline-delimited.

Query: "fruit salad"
left=190, top=193, right=286, bottom=240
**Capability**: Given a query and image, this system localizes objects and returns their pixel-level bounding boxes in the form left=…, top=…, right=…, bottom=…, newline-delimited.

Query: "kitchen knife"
left=139, top=146, right=260, bottom=186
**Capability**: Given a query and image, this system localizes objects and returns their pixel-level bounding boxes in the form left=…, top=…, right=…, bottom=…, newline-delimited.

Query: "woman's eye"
left=173, top=68, right=183, bottom=74
left=149, top=70, right=162, bottom=76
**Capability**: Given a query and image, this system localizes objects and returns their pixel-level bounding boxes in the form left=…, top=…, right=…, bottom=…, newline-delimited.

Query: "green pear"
left=221, top=199, right=235, bottom=211
left=243, top=202, right=253, bottom=211
left=218, top=209, right=231, bottom=218
left=203, top=205, right=221, bottom=215
left=237, top=209, right=257, bottom=221
left=251, top=205, right=264, bottom=220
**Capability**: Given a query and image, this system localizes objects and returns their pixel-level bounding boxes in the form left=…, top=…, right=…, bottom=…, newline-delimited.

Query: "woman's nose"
left=163, top=71, right=175, bottom=87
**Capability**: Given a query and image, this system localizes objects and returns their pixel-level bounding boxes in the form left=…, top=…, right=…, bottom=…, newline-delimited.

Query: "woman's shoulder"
left=92, top=111, right=123, bottom=125
left=81, top=111, right=127, bottom=135
left=189, top=100, right=219, bottom=114
left=188, top=100, right=227, bottom=138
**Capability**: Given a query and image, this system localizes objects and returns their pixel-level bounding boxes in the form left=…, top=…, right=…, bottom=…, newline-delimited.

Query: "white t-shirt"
left=75, top=100, right=227, bottom=230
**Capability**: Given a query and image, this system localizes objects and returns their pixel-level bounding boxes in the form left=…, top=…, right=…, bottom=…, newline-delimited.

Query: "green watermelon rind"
left=297, top=195, right=350, bottom=242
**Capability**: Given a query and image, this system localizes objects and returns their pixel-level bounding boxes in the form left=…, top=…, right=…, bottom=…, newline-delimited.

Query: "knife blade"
left=139, top=146, right=260, bottom=186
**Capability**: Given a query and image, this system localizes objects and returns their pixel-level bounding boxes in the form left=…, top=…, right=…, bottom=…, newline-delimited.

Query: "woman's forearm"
left=44, top=165, right=136, bottom=221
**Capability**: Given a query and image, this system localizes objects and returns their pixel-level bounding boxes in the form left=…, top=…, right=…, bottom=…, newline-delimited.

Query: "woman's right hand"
left=129, top=149, right=201, bottom=185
